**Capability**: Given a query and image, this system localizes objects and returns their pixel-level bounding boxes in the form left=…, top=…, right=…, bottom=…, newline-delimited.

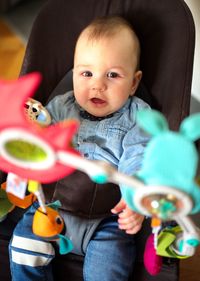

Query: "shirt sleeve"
left=118, top=123, right=150, bottom=176
left=118, top=98, right=151, bottom=176
left=45, top=91, right=75, bottom=124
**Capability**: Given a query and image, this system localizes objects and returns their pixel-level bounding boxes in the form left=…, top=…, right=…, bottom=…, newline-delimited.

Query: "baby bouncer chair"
left=0, top=0, right=196, bottom=280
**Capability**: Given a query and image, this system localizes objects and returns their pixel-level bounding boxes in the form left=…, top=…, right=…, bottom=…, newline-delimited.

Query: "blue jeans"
left=9, top=205, right=136, bottom=281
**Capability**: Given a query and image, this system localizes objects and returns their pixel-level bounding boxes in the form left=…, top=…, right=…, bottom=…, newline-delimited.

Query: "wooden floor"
left=179, top=246, right=200, bottom=281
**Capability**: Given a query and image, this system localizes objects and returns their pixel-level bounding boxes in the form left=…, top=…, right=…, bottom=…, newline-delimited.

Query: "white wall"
left=185, top=0, right=200, bottom=102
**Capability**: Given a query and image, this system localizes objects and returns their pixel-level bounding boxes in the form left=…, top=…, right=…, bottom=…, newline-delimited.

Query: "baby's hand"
left=111, top=198, right=144, bottom=234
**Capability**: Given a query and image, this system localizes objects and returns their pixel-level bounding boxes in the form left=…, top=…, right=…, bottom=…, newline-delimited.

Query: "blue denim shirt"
left=46, top=91, right=150, bottom=177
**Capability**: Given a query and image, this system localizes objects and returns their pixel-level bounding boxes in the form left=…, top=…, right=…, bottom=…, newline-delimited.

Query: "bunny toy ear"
left=136, top=110, right=169, bottom=136
left=180, top=113, right=200, bottom=141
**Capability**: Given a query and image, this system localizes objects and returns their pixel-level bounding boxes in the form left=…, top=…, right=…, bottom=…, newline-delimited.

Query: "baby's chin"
left=82, top=107, right=107, bottom=117
left=89, top=112, right=113, bottom=118
left=86, top=108, right=114, bottom=118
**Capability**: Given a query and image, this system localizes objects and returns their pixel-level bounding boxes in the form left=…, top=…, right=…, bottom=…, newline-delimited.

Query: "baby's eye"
left=82, top=71, right=93, bottom=77
left=107, top=72, right=119, bottom=78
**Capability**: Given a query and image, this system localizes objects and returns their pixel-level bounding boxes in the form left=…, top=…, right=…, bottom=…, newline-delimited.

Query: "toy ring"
left=133, top=185, right=193, bottom=219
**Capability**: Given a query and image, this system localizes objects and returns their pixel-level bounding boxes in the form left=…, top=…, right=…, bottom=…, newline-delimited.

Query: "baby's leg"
left=83, top=215, right=136, bottom=281
left=9, top=204, right=55, bottom=281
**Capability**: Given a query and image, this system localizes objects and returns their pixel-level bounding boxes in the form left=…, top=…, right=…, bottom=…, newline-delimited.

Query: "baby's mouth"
left=90, top=98, right=106, bottom=105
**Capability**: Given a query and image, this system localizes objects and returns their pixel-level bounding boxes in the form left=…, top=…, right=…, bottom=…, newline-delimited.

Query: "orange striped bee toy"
left=32, top=200, right=73, bottom=255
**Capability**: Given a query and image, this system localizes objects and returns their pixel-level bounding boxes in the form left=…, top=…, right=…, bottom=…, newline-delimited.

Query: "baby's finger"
left=125, top=224, right=142, bottom=234
left=118, top=208, right=133, bottom=218
left=119, top=220, right=142, bottom=234
left=118, top=215, right=138, bottom=225
left=118, top=213, right=144, bottom=224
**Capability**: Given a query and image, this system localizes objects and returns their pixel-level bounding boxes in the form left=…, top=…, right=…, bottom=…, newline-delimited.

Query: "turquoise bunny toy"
left=121, top=109, right=200, bottom=218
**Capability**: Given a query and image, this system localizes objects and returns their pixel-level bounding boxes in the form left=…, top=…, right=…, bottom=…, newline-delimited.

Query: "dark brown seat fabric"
left=21, top=0, right=195, bottom=130
left=0, top=0, right=195, bottom=280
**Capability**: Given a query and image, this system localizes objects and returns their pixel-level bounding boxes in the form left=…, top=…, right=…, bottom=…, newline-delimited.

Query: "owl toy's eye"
left=55, top=216, right=62, bottom=225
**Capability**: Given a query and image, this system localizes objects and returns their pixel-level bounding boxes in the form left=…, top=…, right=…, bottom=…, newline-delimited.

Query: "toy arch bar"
left=0, top=126, right=194, bottom=219
left=0, top=126, right=199, bottom=257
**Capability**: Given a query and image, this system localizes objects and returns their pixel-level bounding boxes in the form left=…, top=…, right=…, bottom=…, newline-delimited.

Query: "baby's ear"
left=130, top=71, right=142, bottom=96
left=180, top=113, right=200, bottom=141
left=136, top=109, right=169, bottom=136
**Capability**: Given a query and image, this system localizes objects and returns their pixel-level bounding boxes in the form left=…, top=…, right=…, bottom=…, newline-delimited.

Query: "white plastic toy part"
left=172, top=215, right=200, bottom=256
left=133, top=185, right=193, bottom=218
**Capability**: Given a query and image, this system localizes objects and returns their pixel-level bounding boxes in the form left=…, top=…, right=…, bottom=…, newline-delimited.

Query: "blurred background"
left=0, top=0, right=199, bottom=112
left=0, top=0, right=200, bottom=280
left=0, top=0, right=46, bottom=79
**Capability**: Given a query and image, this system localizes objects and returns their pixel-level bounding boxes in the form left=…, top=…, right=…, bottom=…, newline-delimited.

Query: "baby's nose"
left=91, top=78, right=106, bottom=92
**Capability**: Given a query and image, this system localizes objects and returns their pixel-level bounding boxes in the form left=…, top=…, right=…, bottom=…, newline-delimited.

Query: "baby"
left=9, top=16, right=150, bottom=281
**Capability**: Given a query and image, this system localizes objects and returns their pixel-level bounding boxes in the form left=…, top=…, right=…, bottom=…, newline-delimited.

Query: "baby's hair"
left=86, top=16, right=137, bottom=40
left=77, top=15, right=141, bottom=69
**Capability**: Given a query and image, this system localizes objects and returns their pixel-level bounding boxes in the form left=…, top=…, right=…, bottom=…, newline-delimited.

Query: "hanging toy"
left=1, top=179, right=36, bottom=210
left=144, top=233, right=162, bottom=275
left=32, top=199, right=73, bottom=255
left=0, top=172, right=36, bottom=221
left=0, top=72, right=80, bottom=183
left=27, top=180, right=73, bottom=254
left=120, top=109, right=200, bottom=274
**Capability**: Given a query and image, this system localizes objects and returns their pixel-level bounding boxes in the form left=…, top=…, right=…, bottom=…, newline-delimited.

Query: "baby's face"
left=73, top=30, right=141, bottom=117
